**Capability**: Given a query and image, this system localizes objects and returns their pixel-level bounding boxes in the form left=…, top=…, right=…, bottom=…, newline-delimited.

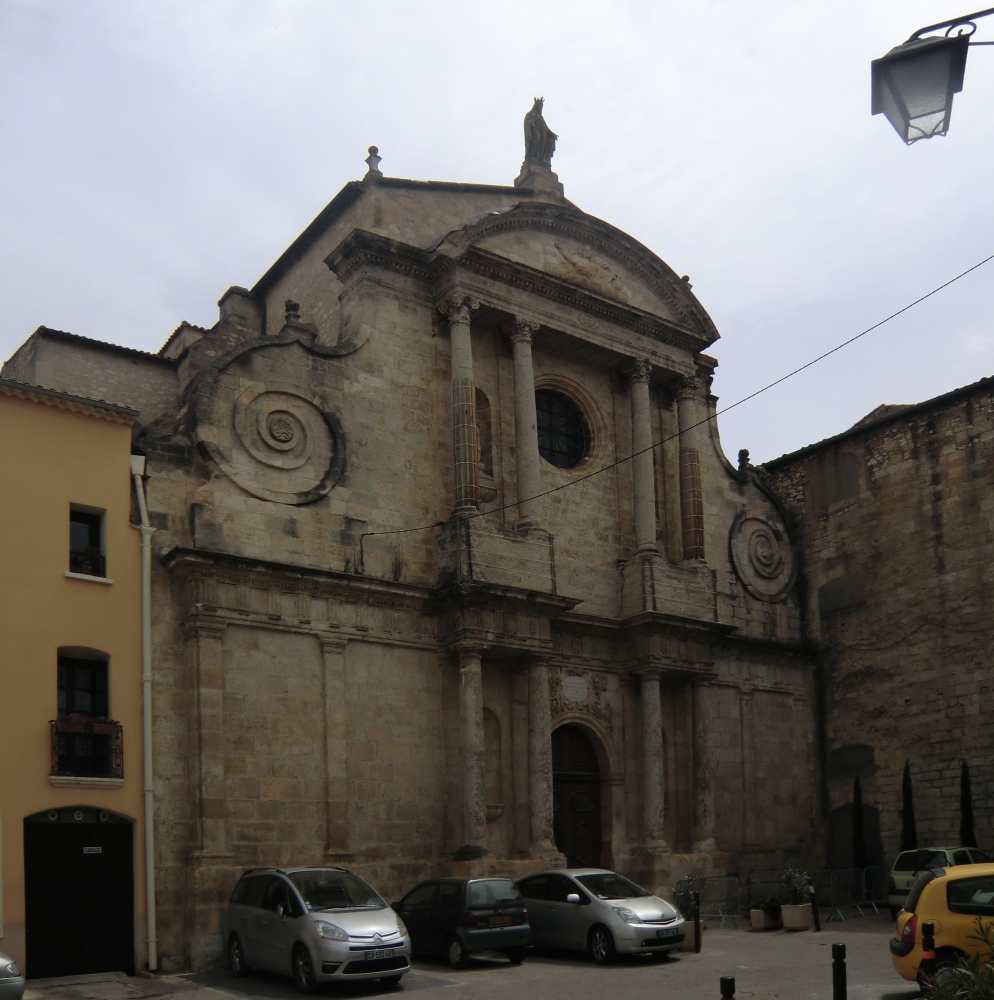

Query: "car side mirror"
left=276, top=903, right=285, bottom=918
left=566, top=893, right=581, bottom=904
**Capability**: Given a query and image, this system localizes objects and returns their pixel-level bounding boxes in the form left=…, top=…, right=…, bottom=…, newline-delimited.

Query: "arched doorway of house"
left=552, top=724, right=602, bottom=867
left=24, top=806, right=135, bottom=978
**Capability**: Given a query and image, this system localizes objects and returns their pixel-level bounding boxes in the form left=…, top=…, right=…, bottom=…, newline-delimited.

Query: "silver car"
left=222, top=866, right=411, bottom=992
left=517, top=868, right=685, bottom=963
left=0, top=952, right=24, bottom=1000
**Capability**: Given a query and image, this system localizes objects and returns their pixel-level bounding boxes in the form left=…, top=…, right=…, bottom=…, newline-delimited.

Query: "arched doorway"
left=24, top=806, right=135, bottom=978
left=552, top=724, right=602, bottom=867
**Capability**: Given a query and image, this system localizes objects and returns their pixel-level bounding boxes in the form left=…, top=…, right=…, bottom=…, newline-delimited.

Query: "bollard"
left=921, top=921, right=936, bottom=985
left=832, top=942, right=847, bottom=1000
left=694, top=890, right=702, bottom=954
left=720, top=975, right=736, bottom=999
left=809, top=883, right=821, bottom=933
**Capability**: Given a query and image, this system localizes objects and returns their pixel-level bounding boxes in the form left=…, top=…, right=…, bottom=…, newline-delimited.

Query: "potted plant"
left=750, top=893, right=782, bottom=931
left=671, top=876, right=707, bottom=951
left=780, top=868, right=813, bottom=931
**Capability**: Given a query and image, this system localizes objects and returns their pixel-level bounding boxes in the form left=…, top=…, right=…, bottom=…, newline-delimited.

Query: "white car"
left=222, top=867, right=411, bottom=993
left=0, top=952, right=25, bottom=1000
left=517, top=868, right=685, bottom=963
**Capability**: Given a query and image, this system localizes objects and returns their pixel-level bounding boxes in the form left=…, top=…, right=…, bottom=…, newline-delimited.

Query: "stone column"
left=692, top=678, right=718, bottom=853
left=186, top=620, right=228, bottom=860
left=510, top=319, right=543, bottom=529
left=527, top=660, right=557, bottom=855
left=675, top=377, right=706, bottom=560
left=446, top=297, right=480, bottom=517
left=639, top=670, right=668, bottom=850
left=321, top=637, right=351, bottom=861
left=630, top=359, right=659, bottom=553
left=457, top=649, right=488, bottom=858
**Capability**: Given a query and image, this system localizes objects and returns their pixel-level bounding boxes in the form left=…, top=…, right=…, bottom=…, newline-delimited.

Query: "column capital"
left=674, top=375, right=701, bottom=402
left=439, top=295, right=480, bottom=323
left=183, top=618, right=226, bottom=642
left=454, top=645, right=484, bottom=665
left=628, top=357, right=652, bottom=384
left=510, top=318, right=541, bottom=344
left=635, top=667, right=663, bottom=682
left=319, top=636, right=349, bottom=655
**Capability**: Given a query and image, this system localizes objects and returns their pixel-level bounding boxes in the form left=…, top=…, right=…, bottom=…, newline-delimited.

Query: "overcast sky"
left=2, top=1, right=993, bottom=462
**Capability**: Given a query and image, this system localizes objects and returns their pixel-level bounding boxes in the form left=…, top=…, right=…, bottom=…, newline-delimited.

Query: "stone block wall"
left=766, top=380, right=994, bottom=865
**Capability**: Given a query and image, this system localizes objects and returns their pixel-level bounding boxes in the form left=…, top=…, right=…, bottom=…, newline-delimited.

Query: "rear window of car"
left=894, top=851, right=947, bottom=872
left=288, top=870, right=385, bottom=911
left=948, top=876, right=994, bottom=916
left=971, top=850, right=992, bottom=864
left=576, top=873, right=651, bottom=899
left=467, top=879, right=522, bottom=908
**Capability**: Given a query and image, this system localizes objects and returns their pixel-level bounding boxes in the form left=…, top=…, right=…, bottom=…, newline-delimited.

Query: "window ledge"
left=64, top=571, right=113, bottom=585
left=49, top=775, right=124, bottom=789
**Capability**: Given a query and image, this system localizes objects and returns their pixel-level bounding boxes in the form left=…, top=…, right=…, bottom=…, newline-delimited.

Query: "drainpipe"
left=130, top=455, right=158, bottom=972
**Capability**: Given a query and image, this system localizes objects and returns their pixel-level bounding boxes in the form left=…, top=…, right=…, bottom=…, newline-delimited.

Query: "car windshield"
left=576, top=873, right=651, bottom=899
left=894, top=850, right=947, bottom=872
left=288, top=870, right=385, bottom=911
left=467, top=880, right=523, bottom=908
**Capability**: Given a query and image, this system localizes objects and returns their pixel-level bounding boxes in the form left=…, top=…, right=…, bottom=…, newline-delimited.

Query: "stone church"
left=4, top=105, right=817, bottom=970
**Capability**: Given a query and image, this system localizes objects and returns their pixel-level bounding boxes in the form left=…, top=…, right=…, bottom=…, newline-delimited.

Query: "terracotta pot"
left=679, top=920, right=707, bottom=951
left=782, top=903, right=812, bottom=931
left=750, top=909, right=781, bottom=931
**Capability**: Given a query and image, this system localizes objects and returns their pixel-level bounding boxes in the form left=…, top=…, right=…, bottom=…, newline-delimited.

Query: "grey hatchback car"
left=517, top=869, right=685, bottom=963
left=222, top=867, right=411, bottom=992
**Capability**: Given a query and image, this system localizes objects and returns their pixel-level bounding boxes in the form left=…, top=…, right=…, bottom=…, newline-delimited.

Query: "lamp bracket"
left=908, top=6, right=994, bottom=42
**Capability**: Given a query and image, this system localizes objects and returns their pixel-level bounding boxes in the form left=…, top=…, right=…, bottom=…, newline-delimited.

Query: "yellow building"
left=0, top=377, right=151, bottom=978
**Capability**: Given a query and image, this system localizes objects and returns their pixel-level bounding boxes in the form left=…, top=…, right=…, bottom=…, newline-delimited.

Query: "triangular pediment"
left=435, top=202, right=718, bottom=342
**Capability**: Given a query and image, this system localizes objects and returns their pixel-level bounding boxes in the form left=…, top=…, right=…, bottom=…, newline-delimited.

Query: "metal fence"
left=742, top=866, right=889, bottom=923
left=674, top=876, right=742, bottom=928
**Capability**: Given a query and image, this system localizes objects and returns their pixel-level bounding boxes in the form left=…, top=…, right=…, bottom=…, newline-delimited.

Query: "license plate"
left=365, top=949, right=395, bottom=960
left=657, top=927, right=680, bottom=938
left=489, top=915, right=513, bottom=926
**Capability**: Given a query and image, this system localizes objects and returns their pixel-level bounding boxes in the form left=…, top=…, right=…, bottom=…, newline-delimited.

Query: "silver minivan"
left=517, top=868, right=685, bottom=963
left=222, top=866, right=411, bottom=992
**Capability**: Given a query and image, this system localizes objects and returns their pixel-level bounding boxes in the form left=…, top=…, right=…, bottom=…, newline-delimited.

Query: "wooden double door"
left=552, top=724, right=602, bottom=868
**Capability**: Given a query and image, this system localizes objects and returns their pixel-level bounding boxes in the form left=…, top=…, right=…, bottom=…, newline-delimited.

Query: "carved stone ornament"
left=198, top=378, right=345, bottom=505
left=728, top=509, right=796, bottom=602
left=550, top=667, right=612, bottom=731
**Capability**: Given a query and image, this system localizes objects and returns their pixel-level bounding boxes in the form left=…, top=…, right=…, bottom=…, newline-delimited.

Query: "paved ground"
left=25, top=913, right=918, bottom=1000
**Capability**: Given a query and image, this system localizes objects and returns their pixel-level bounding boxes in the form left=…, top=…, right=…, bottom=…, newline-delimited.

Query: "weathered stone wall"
left=766, top=381, right=994, bottom=866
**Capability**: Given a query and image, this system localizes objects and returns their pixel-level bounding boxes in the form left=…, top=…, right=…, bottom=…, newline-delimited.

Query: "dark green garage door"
left=24, top=807, right=135, bottom=978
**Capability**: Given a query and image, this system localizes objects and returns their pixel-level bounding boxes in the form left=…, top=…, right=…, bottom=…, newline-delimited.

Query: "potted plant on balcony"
left=55, top=713, right=87, bottom=733
left=90, top=717, right=119, bottom=735
left=750, top=893, right=782, bottom=931
left=780, top=868, right=813, bottom=931
left=672, top=876, right=707, bottom=951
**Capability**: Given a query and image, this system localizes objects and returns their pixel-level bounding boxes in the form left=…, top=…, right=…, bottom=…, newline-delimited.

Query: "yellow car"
left=890, top=862, right=994, bottom=988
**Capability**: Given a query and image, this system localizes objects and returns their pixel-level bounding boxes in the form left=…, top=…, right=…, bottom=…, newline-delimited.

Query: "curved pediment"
left=434, top=202, right=718, bottom=343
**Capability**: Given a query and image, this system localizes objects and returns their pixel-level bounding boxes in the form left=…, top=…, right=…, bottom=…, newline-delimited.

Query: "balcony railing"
left=51, top=719, right=123, bottom=779
left=69, top=549, right=106, bottom=577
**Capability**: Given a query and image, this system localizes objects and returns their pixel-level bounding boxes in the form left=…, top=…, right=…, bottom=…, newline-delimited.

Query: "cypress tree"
left=852, top=774, right=869, bottom=869
left=900, top=760, right=917, bottom=851
left=960, top=760, right=977, bottom=847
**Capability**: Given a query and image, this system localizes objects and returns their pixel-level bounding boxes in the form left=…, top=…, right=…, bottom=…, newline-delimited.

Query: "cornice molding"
left=0, top=378, right=137, bottom=425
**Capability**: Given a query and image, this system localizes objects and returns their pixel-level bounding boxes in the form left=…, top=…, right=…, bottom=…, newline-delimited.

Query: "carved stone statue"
left=523, top=98, right=557, bottom=168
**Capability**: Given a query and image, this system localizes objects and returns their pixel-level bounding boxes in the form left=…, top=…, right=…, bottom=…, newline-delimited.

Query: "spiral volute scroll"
left=198, top=379, right=344, bottom=505
left=729, top=510, right=796, bottom=602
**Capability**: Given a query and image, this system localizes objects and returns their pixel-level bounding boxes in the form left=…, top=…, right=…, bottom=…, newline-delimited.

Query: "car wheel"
left=447, top=934, right=469, bottom=969
left=292, top=944, right=317, bottom=994
left=505, top=946, right=526, bottom=965
left=380, top=974, right=404, bottom=986
left=227, top=934, right=249, bottom=977
left=588, top=925, right=617, bottom=965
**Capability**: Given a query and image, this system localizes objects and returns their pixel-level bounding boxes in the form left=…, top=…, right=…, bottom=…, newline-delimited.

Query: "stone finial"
left=364, top=145, right=383, bottom=180
left=284, top=300, right=301, bottom=325
left=738, top=448, right=753, bottom=472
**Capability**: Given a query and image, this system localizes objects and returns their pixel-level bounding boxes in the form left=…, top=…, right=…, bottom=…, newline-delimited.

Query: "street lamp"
left=872, top=6, right=994, bottom=143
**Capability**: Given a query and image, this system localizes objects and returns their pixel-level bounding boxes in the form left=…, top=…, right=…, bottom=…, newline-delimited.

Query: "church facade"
left=3, top=114, right=818, bottom=970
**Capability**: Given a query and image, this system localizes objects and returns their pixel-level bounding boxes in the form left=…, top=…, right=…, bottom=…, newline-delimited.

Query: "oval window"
left=536, top=390, right=588, bottom=469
